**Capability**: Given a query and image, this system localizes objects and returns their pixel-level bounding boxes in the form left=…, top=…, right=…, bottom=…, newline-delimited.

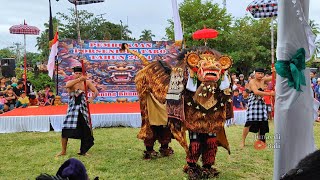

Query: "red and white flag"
left=47, top=32, right=58, bottom=79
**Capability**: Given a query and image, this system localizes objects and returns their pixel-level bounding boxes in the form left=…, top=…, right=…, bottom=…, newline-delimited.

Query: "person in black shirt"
left=45, top=90, right=55, bottom=106
left=13, top=81, right=24, bottom=97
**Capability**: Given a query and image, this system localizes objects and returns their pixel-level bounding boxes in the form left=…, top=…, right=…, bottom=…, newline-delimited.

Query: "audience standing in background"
left=232, top=89, right=244, bottom=110
left=239, top=74, right=247, bottom=87
left=310, top=71, right=317, bottom=90
left=242, top=89, right=250, bottom=109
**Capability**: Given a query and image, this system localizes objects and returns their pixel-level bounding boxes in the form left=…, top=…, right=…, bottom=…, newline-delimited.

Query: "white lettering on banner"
left=98, top=92, right=117, bottom=97
left=90, top=55, right=126, bottom=60
left=73, top=49, right=124, bottom=54
left=127, top=55, right=153, bottom=60
left=89, top=43, right=122, bottom=48
left=118, top=91, right=138, bottom=97
left=88, top=42, right=152, bottom=48
left=140, top=49, right=167, bottom=54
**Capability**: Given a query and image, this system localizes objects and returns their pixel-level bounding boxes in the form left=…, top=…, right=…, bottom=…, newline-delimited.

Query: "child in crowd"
left=242, top=89, right=250, bottom=109
left=236, top=81, right=245, bottom=94
left=0, top=92, right=8, bottom=113
left=16, top=91, right=29, bottom=108
left=232, top=89, right=244, bottom=110
left=45, top=90, right=55, bottom=106
left=29, top=93, right=39, bottom=106
left=38, top=92, right=46, bottom=106
left=263, top=82, right=272, bottom=120
left=4, top=87, right=17, bottom=110
left=11, top=77, right=18, bottom=88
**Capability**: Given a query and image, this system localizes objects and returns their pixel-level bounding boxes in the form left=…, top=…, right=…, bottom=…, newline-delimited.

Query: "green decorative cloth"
left=275, top=48, right=306, bottom=92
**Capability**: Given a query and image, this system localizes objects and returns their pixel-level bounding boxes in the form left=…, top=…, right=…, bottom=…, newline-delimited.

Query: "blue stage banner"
left=57, top=40, right=180, bottom=103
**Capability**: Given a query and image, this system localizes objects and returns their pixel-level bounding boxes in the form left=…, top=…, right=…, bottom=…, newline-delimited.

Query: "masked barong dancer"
left=166, top=47, right=233, bottom=180
left=56, top=66, right=99, bottom=156
left=241, top=68, right=275, bottom=148
left=121, top=43, right=174, bottom=160
left=124, top=43, right=232, bottom=179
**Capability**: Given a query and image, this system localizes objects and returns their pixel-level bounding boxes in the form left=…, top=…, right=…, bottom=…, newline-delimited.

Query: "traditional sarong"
left=62, top=91, right=94, bottom=154
left=245, top=92, right=269, bottom=135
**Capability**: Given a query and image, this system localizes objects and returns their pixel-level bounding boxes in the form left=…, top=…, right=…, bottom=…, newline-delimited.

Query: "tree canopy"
left=139, top=29, right=155, bottom=41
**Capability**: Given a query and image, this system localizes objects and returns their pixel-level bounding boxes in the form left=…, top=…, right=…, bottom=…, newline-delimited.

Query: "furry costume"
left=123, top=45, right=232, bottom=178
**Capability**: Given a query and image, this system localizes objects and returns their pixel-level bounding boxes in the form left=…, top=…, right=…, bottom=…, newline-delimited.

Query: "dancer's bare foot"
left=55, top=152, right=66, bottom=157
left=240, top=142, right=245, bottom=148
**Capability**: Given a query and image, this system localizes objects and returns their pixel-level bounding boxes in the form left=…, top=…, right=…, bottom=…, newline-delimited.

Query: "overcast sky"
left=0, top=0, right=319, bottom=53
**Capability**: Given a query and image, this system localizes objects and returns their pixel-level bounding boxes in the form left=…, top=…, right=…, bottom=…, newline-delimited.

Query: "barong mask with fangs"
left=185, top=51, right=232, bottom=110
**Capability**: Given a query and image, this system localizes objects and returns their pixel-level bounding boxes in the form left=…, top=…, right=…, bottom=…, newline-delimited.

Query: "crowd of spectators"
left=0, top=76, right=56, bottom=114
left=230, top=71, right=273, bottom=122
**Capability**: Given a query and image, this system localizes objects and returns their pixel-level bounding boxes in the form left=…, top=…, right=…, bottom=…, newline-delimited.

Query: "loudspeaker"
left=1, top=58, right=16, bottom=78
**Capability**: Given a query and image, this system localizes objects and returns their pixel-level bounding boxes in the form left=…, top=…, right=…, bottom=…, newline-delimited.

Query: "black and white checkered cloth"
left=68, top=0, right=104, bottom=5
left=246, top=93, right=268, bottom=122
left=247, top=0, right=278, bottom=18
left=63, top=92, right=89, bottom=129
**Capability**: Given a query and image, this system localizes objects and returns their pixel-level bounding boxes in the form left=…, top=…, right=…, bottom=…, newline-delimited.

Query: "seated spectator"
left=44, top=84, right=51, bottom=97
left=232, top=89, right=244, bottom=110
left=45, top=90, right=55, bottom=106
left=29, top=93, right=39, bottom=106
left=11, top=77, right=18, bottom=88
left=0, top=77, right=7, bottom=92
left=38, top=92, right=46, bottom=106
left=36, top=158, right=98, bottom=180
left=0, top=92, right=9, bottom=113
left=4, top=87, right=17, bottom=110
left=16, top=91, right=29, bottom=108
left=13, top=81, right=24, bottom=97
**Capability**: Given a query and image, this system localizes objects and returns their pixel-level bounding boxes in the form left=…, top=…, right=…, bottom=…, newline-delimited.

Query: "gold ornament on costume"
left=218, top=55, right=232, bottom=70
left=200, top=54, right=216, bottom=63
left=185, top=52, right=200, bottom=68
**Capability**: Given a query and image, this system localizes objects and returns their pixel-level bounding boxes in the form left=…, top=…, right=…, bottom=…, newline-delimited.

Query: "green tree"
left=36, top=17, right=60, bottom=62
left=227, top=17, right=275, bottom=76
left=306, top=19, right=320, bottom=68
left=165, top=0, right=276, bottom=75
left=0, top=48, right=15, bottom=59
left=139, top=29, right=155, bottom=41
left=56, top=9, right=133, bottom=41
left=165, top=0, right=232, bottom=52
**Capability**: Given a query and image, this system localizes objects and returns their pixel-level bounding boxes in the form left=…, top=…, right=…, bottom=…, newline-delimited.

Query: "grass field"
left=1, top=122, right=320, bottom=180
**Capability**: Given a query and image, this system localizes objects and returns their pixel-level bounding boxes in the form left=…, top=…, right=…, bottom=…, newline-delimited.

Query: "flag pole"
left=271, top=16, right=275, bottom=119
left=74, top=1, right=93, bottom=134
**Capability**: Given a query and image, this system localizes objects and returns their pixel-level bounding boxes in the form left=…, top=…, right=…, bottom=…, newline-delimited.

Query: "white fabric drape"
left=273, top=0, right=316, bottom=179
left=49, top=113, right=141, bottom=132
left=0, top=116, right=50, bottom=133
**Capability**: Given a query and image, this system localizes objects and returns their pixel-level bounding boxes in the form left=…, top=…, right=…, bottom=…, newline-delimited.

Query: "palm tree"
left=309, top=20, right=320, bottom=59
left=121, top=25, right=132, bottom=40
left=139, top=29, right=155, bottom=41
left=309, top=20, right=320, bottom=35
left=36, top=17, right=60, bottom=62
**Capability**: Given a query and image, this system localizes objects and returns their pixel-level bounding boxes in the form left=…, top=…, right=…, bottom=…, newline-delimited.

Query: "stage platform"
left=0, top=103, right=247, bottom=133
left=0, top=103, right=141, bottom=133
